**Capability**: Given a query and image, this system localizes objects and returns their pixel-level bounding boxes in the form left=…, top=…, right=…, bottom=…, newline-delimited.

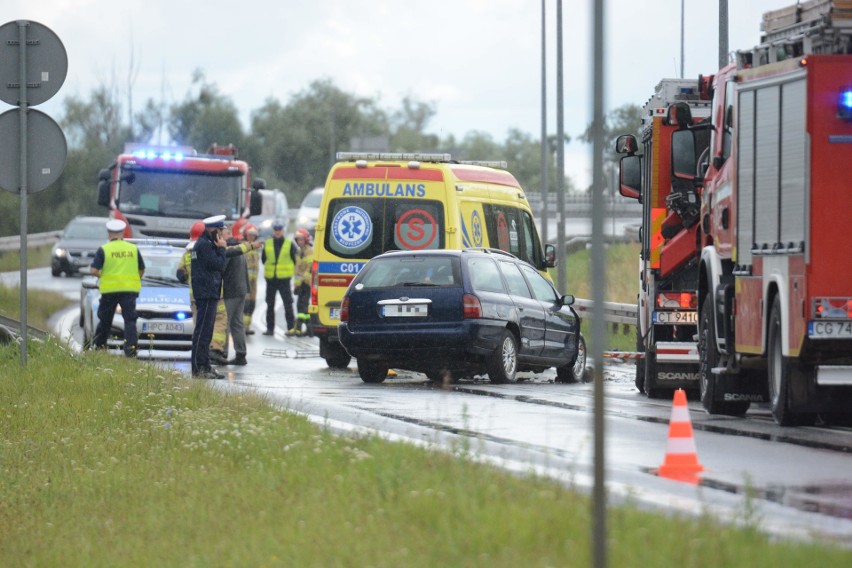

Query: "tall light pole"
left=719, top=0, right=729, bottom=68
left=540, top=0, right=549, bottom=245
left=555, top=0, right=567, bottom=294
left=591, top=0, right=608, bottom=565
left=681, top=0, right=685, bottom=78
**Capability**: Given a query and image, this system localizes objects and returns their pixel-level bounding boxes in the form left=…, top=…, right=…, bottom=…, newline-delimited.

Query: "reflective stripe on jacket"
left=99, top=240, right=141, bottom=293
left=263, top=238, right=295, bottom=279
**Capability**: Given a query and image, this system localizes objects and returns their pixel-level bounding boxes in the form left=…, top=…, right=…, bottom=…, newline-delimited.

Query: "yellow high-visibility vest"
left=99, top=240, right=141, bottom=293
left=264, top=238, right=295, bottom=279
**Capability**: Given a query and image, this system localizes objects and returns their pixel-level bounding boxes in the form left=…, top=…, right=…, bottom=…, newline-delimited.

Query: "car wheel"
left=51, top=266, right=61, bottom=277
left=487, top=330, right=517, bottom=384
left=556, top=333, right=586, bottom=383
left=699, top=295, right=750, bottom=416
left=357, top=360, right=388, bottom=383
left=322, top=337, right=351, bottom=369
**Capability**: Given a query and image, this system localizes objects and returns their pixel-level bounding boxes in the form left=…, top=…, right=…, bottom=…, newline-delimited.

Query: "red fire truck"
left=619, top=0, right=852, bottom=425
left=615, top=78, right=712, bottom=399
left=97, top=143, right=264, bottom=239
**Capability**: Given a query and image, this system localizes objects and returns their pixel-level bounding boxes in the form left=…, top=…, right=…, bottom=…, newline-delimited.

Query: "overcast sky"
left=7, top=0, right=788, bottom=188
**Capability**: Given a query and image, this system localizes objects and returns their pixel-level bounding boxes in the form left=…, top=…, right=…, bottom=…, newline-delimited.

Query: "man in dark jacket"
left=190, top=215, right=227, bottom=379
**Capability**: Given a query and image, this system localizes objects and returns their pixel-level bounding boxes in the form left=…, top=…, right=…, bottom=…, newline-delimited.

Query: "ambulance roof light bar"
left=337, top=152, right=452, bottom=163
left=458, top=160, right=508, bottom=169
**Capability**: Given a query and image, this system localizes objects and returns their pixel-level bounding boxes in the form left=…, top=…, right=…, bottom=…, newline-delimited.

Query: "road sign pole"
left=18, top=21, right=28, bottom=367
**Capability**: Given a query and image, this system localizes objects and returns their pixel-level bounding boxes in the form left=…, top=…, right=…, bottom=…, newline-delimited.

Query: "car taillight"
left=340, top=296, right=349, bottom=322
left=311, top=261, right=319, bottom=306
left=463, top=293, right=482, bottom=319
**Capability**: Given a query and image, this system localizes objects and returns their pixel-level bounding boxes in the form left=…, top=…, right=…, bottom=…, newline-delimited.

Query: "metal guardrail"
left=0, top=231, right=61, bottom=252
left=574, top=298, right=637, bottom=326
left=0, top=314, right=49, bottom=342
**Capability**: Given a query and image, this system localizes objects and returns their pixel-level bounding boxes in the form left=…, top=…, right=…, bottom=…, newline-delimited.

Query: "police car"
left=80, top=240, right=193, bottom=356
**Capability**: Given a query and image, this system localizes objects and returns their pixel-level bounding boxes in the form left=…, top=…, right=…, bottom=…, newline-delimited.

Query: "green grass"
left=1, top=286, right=850, bottom=565
left=0, top=285, right=71, bottom=331
left=2, top=340, right=850, bottom=566
left=563, top=242, right=639, bottom=352
left=0, top=243, right=53, bottom=272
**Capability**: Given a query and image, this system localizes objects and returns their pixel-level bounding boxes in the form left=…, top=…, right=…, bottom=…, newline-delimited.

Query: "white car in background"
left=296, top=187, right=323, bottom=237
left=80, top=240, right=193, bottom=356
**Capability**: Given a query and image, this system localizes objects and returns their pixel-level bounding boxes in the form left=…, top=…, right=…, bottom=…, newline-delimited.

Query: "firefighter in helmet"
left=287, top=227, right=314, bottom=337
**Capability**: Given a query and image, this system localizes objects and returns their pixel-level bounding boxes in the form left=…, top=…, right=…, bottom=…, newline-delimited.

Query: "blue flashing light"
left=175, top=153, right=184, bottom=162
left=840, top=88, right=852, bottom=121
left=176, top=312, right=188, bottom=321
left=145, top=151, right=156, bottom=159
left=161, top=152, right=172, bottom=161
left=133, top=150, right=146, bottom=159
left=842, top=89, right=852, bottom=110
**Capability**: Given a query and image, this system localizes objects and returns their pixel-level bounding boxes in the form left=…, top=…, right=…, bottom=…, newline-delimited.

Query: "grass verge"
left=0, top=244, right=53, bottom=272
left=1, top=339, right=850, bottom=564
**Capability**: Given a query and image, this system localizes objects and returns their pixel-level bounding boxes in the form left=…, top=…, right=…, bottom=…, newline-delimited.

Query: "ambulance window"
left=482, top=205, right=543, bottom=269
left=326, top=199, right=383, bottom=258
left=325, top=198, right=444, bottom=259
left=391, top=201, right=444, bottom=251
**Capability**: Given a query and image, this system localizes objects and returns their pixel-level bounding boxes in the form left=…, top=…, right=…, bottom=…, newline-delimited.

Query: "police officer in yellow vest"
left=90, top=219, right=145, bottom=357
left=261, top=220, right=297, bottom=335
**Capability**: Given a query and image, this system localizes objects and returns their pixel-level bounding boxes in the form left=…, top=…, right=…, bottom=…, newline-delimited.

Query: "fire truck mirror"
left=249, top=188, right=263, bottom=217
left=665, top=102, right=693, bottom=129
left=97, top=178, right=110, bottom=208
left=252, top=178, right=266, bottom=190
left=615, top=134, right=637, bottom=155
left=671, top=129, right=697, bottom=181
left=619, top=155, right=642, bottom=200
left=544, top=244, right=557, bottom=268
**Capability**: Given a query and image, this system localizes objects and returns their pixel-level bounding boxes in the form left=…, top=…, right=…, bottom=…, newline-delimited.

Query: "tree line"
left=0, top=69, right=641, bottom=236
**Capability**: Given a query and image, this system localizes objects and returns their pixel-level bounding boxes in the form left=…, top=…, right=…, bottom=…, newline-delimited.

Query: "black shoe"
left=262, top=329, right=274, bottom=336
left=230, top=354, right=248, bottom=366
left=246, top=329, right=255, bottom=335
left=209, top=351, right=228, bottom=365
left=196, top=368, right=224, bottom=380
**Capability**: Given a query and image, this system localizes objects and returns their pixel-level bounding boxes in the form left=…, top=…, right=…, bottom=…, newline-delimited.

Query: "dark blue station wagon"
left=338, top=249, right=582, bottom=384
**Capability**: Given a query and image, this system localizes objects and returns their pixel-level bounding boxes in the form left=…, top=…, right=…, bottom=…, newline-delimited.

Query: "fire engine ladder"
left=737, top=0, right=852, bottom=67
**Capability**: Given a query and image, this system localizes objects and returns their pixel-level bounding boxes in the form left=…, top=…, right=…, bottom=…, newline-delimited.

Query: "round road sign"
left=0, top=20, right=68, bottom=106
left=0, top=108, right=67, bottom=193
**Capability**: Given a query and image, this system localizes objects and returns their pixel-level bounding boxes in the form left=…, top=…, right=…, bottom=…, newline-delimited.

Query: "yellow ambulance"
left=309, top=152, right=555, bottom=368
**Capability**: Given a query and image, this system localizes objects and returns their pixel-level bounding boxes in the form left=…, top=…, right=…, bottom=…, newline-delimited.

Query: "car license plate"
left=382, top=303, right=428, bottom=317
left=141, top=321, right=185, bottom=333
left=808, top=320, right=852, bottom=339
left=329, top=308, right=340, bottom=320
left=653, top=311, right=697, bottom=324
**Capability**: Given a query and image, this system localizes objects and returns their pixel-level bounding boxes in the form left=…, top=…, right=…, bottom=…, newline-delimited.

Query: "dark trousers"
left=192, top=298, right=219, bottom=374
left=295, top=282, right=310, bottom=319
left=265, top=278, right=295, bottom=332
left=94, top=291, right=138, bottom=356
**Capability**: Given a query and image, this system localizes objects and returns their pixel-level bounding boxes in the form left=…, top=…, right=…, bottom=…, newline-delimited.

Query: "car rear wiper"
left=400, top=282, right=439, bottom=287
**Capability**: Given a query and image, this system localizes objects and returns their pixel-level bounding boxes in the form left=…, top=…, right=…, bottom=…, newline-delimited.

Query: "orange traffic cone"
left=656, top=388, right=704, bottom=484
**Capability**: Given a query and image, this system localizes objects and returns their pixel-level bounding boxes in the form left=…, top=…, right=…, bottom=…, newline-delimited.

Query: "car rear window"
left=357, top=256, right=458, bottom=288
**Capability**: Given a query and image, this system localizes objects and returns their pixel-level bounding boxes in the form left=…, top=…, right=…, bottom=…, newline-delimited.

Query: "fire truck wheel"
left=699, top=295, right=750, bottom=416
left=634, top=315, right=646, bottom=393
left=767, top=296, right=816, bottom=426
